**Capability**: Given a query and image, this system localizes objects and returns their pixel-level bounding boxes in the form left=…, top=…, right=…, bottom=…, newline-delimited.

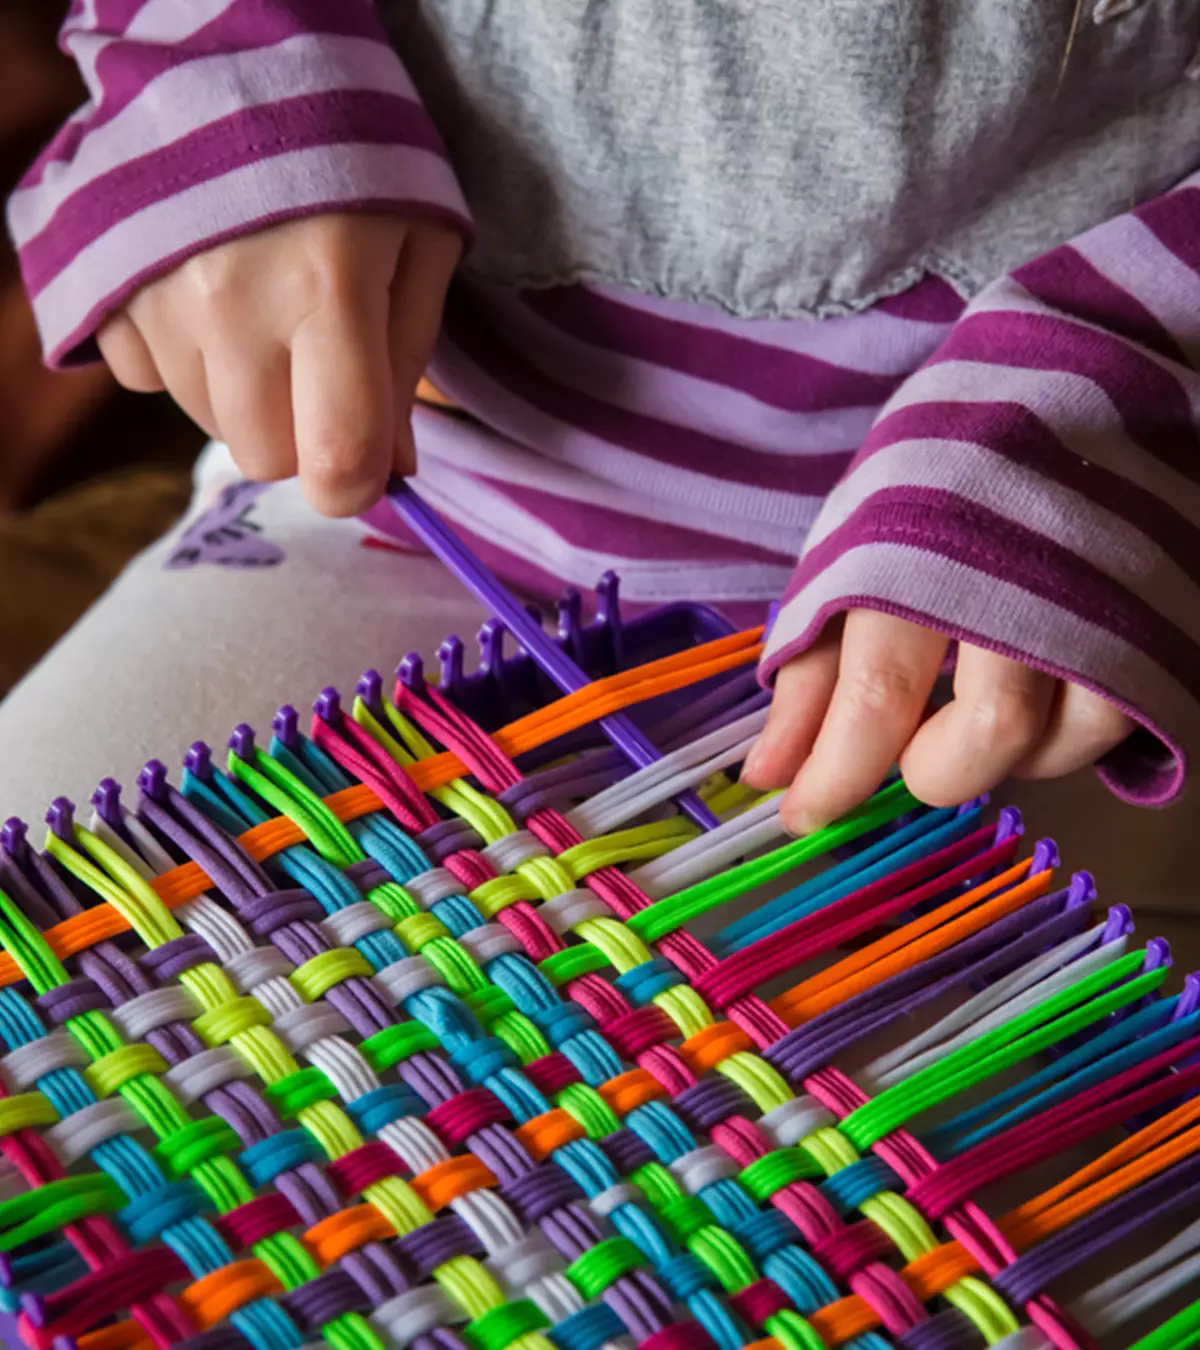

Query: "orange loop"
left=179, top=1259, right=281, bottom=1330
left=598, top=1068, right=665, bottom=1114
left=680, top=1023, right=752, bottom=1073
left=304, top=1202, right=394, bottom=1264
left=410, top=1155, right=498, bottom=1210
left=514, top=1109, right=587, bottom=1159
left=78, top=1326, right=153, bottom=1350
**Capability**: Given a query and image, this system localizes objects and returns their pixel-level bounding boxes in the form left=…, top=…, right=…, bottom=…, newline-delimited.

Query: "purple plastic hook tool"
left=386, top=480, right=720, bottom=830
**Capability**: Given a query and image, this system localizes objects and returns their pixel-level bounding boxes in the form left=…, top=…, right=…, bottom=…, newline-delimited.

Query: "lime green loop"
left=192, top=995, right=274, bottom=1047
left=492, top=1010, right=549, bottom=1063
left=739, top=1148, right=816, bottom=1201
left=0, top=1092, right=58, bottom=1136
left=471, top=876, right=535, bottom=916
left=0, top=1174, right=125, bottom=1249
left=290, top=947, right=375, bottom=1001
left=85, top=1043, right=169, bottom=1097
left=629, top=1161, right=678, bottom=1209
left=718, top=1052, right=792, bottom=1113
left=420, top=936, right=489, bottom=995
left=395, top=912, right=452, bottom=950
left=565, top=1236, right=645, bottom=1299
left=361, top=1023, right=440, bottom=1070
left=155, top=1117, right=242, bottom=1178
left=265, top=1066, right=341, bottom=1117
left=462, top=1300, right=550, bottom=1350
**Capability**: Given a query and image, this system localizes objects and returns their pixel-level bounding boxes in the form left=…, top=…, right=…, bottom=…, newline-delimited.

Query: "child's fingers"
left=781, top=610, right=946, bottom=834
left=206, top=342, right=297, bottom=483
left=97, top=314, right=164, bottom=393
left=290, top=288, right=395, bottom=517
left=741, top=621, right=841, bottom=789
left=388, top=223, right=462, bottom=475
left=899, top=643, right=1056, bottom=806
left=1013, top=681, right=1134, bottom=780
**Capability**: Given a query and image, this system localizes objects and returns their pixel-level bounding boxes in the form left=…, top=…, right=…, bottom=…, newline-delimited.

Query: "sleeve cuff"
left=759, top=523, right=1190, bottom=807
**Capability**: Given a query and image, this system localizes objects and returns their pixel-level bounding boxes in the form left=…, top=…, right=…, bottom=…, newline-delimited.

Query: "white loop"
left=110, top=987, right=201, bottom=1041
left=320, top=901, right=394, bottom=947
left=380, top=1116, right=448, bottom=1173
left=588, top=1183, right=643, bottom=1217
left=458, top=922, right=521, bottom=965
left=669, top=1144, right=738, bottom=1194
left=47, top=1098, right=141, bottom=1165
left=538, top=889, right=613, bottom=935
left=223, top=945, right=293, bottom=993
left=758, top=1096, right=835, bottom=1147
left=372, top=1286, right=461, bottom=1345
left=274, top=1004, right=351, bottom=1053
left=1, top=1029, right=87, bottom=1089
left=483, top=831, right=551, bottom=873
left=163, top=1046, right=252, bottom=1103
left=404, top=868, right=466, bottom=909
left=373, top=956, right=446, bottom=1004
left=487, top=1232, right=563, bottom=1292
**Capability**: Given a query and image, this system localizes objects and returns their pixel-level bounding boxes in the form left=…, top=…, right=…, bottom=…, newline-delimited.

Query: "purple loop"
left=37, top=977, right=110, bottom=1024
left=175, top=1329, right=254, bottom=1350
left=500, top=1162, right=587, bottom=1224
left=241, top=889, right=326, bottom=937
left=344, top=859, right=395, bottom=893
left=396, top=1215, right=484, bottom=1278
left=281, top=1269, right=369, bottom=1331
left=897, top=1310, right=984, bottom=1350
left=598, top=1128, right=656, bottom=1174
left=141, top=933, right=219, bottom=980
left=673, top=1078, right=755, bottom=1133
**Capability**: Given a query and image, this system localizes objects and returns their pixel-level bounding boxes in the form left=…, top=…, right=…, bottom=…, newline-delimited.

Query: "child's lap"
left=0, top=456, right=489, bottom=828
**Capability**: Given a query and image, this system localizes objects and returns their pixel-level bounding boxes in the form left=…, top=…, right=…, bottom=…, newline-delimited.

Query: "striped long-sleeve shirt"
left=9, top=1, right=1200, bottom=806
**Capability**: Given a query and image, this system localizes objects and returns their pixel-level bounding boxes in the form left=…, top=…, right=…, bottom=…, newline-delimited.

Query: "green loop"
left=538, top=946, right=608, bottom=987
left=565, top=1236, right=645, bottom=1299
left=265, top=1066, right=339, bottom=1117
left=465, top=987, right=516, bottom=1027
left=739, top=1148, right=814, bottom=1202
left=765, top=1310, right=826, bottom=1350
left=193, top=995, right=273, bottom=1047
left=290, top=948, right=374, bottom=1002
left=557, top=1084, right=620, bottom=1139
left=659, top=1195, right=712, bottom=1243
left=155, top=1117, right=241, bottom=1178
left=85, top=1043, right=169, bottom=1097
left=361, top=1023, right=440, bottom=1071
left=0, top=1175, right=125, bottom=1249
left=463, top=1300, right=549, bottom=1350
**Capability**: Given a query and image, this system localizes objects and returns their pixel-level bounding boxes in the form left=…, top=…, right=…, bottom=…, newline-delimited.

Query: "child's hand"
left=97, top=213, right=461, bottom=517
left=743, top=609, right=1134, bottom=833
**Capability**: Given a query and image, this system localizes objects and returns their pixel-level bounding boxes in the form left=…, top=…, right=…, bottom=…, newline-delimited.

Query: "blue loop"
left=450, top=1035, right=515, bottom=1083
left=730, top=1209, right=800, bottom=1263
left=120, top=1178, right=212, bottom=1244
left=531, top=1003, right=594, bottom=1046
left=656, top=1251, right=719, bottom=1300
left=818, top=1155, right=897, bottom=1215
left=344, top=1083, right=424, bottom=1135
left=239, top=1130, right=322, bottom=1187
left=615, top=958, right=683, bottom=1005
left=548, top=1304, right=625, bottom=1350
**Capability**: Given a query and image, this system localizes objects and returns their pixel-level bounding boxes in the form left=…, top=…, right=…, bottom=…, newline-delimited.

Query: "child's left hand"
left=742, top=608, right=1134, bottom=834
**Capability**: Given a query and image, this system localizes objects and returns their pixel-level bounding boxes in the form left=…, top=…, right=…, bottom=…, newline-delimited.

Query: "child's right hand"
left=96, top=213, right=462, bottom=517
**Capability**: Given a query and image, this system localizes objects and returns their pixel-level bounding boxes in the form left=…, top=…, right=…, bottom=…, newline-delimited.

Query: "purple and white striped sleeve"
left=8, top=0, right=472, bottom=369
left=760, top=171, right=1200, bottom=807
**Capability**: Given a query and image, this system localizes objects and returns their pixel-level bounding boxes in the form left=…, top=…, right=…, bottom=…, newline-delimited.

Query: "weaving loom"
left=0, top=484, right=1195, bottom=1350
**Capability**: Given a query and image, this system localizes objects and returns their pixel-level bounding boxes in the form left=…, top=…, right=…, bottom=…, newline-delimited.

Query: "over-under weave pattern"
left=0, top=617, right=1196, bottom=1350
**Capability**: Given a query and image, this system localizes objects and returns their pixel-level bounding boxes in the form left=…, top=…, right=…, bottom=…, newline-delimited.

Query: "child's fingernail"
left=741, top=740, right=764, bottom=782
